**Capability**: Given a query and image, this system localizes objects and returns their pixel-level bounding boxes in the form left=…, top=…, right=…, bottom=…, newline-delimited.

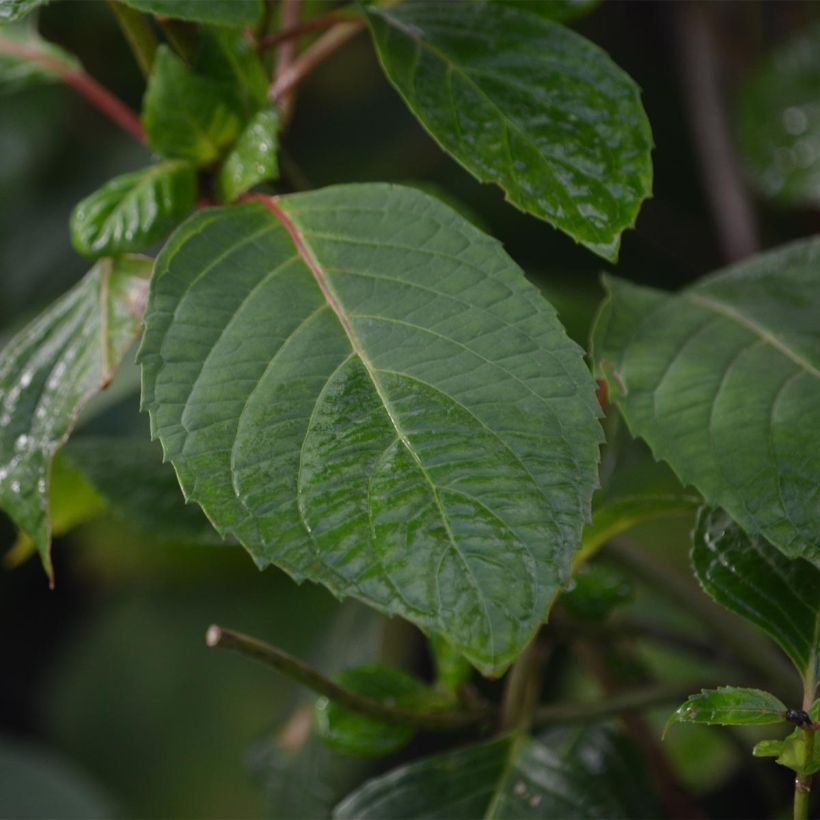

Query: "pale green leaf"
left=116, top=0, right=261, bottom=26
left=665, top=687, right=787, bottom=735
left=142, top=45, right=243, bottom=166
left=71, top=161, right=197, bottom=258
left=365, top=2, right=653, bottom=261
left=753, top=716, right=820, bottom=778
left=0, top=256, right=151, bottom=578
left=591, top=238, right=820, bottom=565
left=692, top=507, right=820, bottom=686
left=138, top=183, right=602, bottom=675
left=217, top=106, right=280, bottom=203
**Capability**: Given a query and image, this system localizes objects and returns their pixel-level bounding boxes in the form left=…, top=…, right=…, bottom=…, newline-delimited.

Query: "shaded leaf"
left=334, top=727, right=658, bottom=818
left=315, top=666, right=433, bottom=757
left=0, top=256, right=151, bottom=577
left=692, top=507, right=820, bottom=686
left=70, top=161, right=197, bottom=258
left=116, top=0, right=261, bottom=26
left=365, top=2, right=652, bottom=260
left=0, top=23, right=78, bottom=94
left=138, top=183, right=601, bottom=675
left=0, top=0, right=50, bottom=23
left=561, top=563, right=633, bottom=622
left=490, top=0, right=599, bottom=23
left=142, top=45, right=243, bottom=166
left=738, top=23, right=820, bottom=207
left=591, top=239, right=820, bottom=565
left=665, top=687, right=787, bottom=735
left=217, top=105, right=280, bottom=203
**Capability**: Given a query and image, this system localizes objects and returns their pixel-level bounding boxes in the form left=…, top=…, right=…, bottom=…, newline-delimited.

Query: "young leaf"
left=70, top=161, right=197, bottom=258
left=665, top=687, right=787, bottom=735
left=0, top=23, right=79, bottom=94
left=217, top=106, right=280, bottom=203
left=138, top=183, right=602, bottom=676
left=692, top=507, right=820, bottom=687
left=591, top=238, right=820, bottom=566
left=0, top=256, right=151, bottom=579
left=315, top=666, right=434, bottom=757
left=334, top=727, right=658, bottom=818
left=0, top=0, right=50, bottom=24
left=754, top=729, right=820, bottom=778
left=738, top=23, right=820, bottom=207
left=142, top=45, right=243, bottom=166
left=365, top=2, right=653, bottom=261
left=115, top=0, right=261, bottom=27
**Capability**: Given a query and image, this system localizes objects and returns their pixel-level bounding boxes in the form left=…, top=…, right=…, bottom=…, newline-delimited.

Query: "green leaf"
left=315, top=666, right=433, bottom=757
left=591, top=238, right=820, bottom=565
left=0, top=0, right=50, bottom=24
left=138, top=183, right=602, bottom=676
left=364, top=2, right=653, bottom=261
left=0, top=256, right=151, bottom=578
left=0, top=23, right=79, bottom=94
left=62, top=437, right=223, bottom=545
left=753, top=724, right=820, bottom=778
left=116, top=0, right=261, bottom=26
left=561, top=563, right=633, bottom=622
left=70, top=161, right=197, bottom=258
left=665, top=687, right=787, bottom=736
left=142, top=45, right=243, bottom=166
left=334, top=727, right=658, bottom=818
left=738, top=23, right=820, bottom=207
left=490, top=0, right=600, bottom=23
left=692, top=507, right=820, bottom=686
left=217, top=106, right=280, bottom=203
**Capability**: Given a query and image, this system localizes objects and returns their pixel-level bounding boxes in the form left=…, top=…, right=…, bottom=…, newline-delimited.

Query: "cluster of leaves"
left=0, top=0, right=819, bottom=817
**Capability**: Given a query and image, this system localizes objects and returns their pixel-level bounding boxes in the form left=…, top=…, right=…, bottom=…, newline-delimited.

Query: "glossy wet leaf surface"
left=666, top=687, right=787, bottom=734
left=0, top=257, right=151, bottom=577
left=217, top=106, right=280, bottom=203
left=692, top=507, right=820, bottom=685
left=365, top=2, right=652, bottom=260
left=138, top=183, right=601, bottom=675
left=117, top=0, right=261, bottom=26
left=334, top=726, right=658, bottom=818
left=591, top=238, right=820, bottom=565
left=70, top=161, right=197, bottom=258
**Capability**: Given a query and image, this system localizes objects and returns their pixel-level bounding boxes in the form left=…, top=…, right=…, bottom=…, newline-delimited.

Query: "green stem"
left=107, top=1, right=157, bottom=78
left=499, top=634, right=549, bottom=732
left=795, top=668, right=817, bottom=820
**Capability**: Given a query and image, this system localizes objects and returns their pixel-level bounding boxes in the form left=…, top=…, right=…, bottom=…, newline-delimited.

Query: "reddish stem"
left=0, top=35, right=145, bottom=143
left=258, top=10, right=347, bottom=51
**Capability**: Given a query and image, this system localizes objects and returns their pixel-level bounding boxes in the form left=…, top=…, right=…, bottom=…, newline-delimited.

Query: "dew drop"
left=15, top=434, right=29, bottom=451
left=20, top=371, right=33, bottom=388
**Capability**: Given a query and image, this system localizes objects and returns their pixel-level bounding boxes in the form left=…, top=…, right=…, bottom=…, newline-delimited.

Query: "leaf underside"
left=591, top=238, right=820, bottom=566
left=138, top=183, right=601, bottom=675
left=365, top=2, right=653, bottom=261
left=0, top=257, right=151, bottom=576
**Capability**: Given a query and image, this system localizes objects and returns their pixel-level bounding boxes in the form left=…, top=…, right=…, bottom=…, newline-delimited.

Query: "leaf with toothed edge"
left=138, top=183, right=601, bottom=676
left=665, top=687, right=787, bottom=737
left=0, top=256, right=152, bottom=580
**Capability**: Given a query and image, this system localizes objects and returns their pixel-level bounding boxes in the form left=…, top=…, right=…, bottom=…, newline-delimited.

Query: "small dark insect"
left=785, top=708, right=813, bottom=727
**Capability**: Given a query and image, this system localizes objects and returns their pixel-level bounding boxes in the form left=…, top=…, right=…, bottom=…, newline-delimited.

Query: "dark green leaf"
left=490, top=0, right=600, bottom=23
left=561, top=563, right=633, bottom=622
left=315, top=666, right=433, bottom=757
left=116, top=0, right=261, bottom=26
left=0, top=0, right=50, bottom=23
left=0, top=23, right=79, bottom=94
left=63, top=437, right=223, bottom=545
left=334, top=727, right=658, bottom=818
left=665, top=687, right=787, bottom=735
left=138, top=183, right=602, bottom=675
left=692, top=507, right=820, bottom=686
left=738, top=23, right=820, bottom=207
left=365, top=2, right=652, bottom=261
left=0, top=256, right=151, bottom=577
left=591, top=239, right=820, bottom=565
left=70, top=161, right=197, bottom=258
left=142, top=45, right=243, bottom=166
left=217, top=106, right=280, bottom=203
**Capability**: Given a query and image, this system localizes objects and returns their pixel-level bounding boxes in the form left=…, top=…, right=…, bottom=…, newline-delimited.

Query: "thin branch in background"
left=674, top=2, right=760, bottom=262
left=107, top=0, right=157, bottom=78
left=499, top=631, right=551, bottom=732
left=259, top=10, right=349, bottom=52
left=0, top=35, right=145, bottom=142
left=273, top=0, right=302, bottom=125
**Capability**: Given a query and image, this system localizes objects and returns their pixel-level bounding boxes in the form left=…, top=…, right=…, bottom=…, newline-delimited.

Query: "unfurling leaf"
left=217, top=106, right=280, bottom=203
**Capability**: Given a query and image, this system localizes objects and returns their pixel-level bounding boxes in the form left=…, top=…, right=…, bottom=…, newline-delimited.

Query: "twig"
left=107, top=0, right=157, bottom=78
left=269, top=20, right=365, bottom=111
left=0, top=35, right=145, bottom=142
left=273, top=0, right=302, bottom=124
left=206, top=625, right=492, bottom=731
left=674, top=2, right=759, bottom=262
left=259, top=10, right=349, bottom=51
left=499, top=632, right=550, bottom=732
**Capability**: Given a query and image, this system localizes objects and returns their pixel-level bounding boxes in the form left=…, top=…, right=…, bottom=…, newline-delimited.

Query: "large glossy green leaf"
left=591, top=238, right=820, bottom=565
left=334, top=727, right=658, bottom=818
left=70, top=161, right=197, bottom=258
left=738, top=24, right=820, bottom=207
left=142, top=45, right=243, bottom=166
left=138, top=183, right=602, bottom=675
left=217, top=106, right=280, bottom=203
left=0, top=23, right=79, bottom=93
left=365, top=2, right=652, bottom=261
left=117, top=0, right=261, bottom=26
left=0, top=256, right=151, bottom=578
left=692, top=507, right=820, bottom=687
left=665, top=687, right=787, bottom=734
